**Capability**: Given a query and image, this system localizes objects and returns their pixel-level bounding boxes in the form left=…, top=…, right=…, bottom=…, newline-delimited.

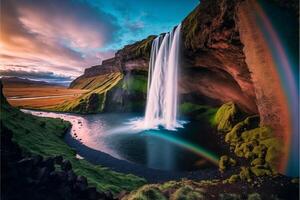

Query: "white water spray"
left=141, top=24, right=182, bottom=130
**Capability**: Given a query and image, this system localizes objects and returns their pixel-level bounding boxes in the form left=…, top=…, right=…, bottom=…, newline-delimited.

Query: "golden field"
left=3, top=87, right=89, bottom=110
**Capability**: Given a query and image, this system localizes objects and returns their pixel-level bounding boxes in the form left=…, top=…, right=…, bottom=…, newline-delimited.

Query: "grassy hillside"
left=55, top=72, right=123, bottom=113
left=69, top=73, right=121, bottom=90
left=0, top=85, right=146, bottom=194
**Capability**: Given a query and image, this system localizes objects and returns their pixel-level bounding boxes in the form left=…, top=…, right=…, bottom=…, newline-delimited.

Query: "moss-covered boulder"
left=214, top=102, right=244, bottom=132
left=171, top=185, right=205, bottom=200
left=125, top=185, right=166, bottom=200
left=219, top=155, right=237, bottom=172
left=225, top=115, right=260, bottom=144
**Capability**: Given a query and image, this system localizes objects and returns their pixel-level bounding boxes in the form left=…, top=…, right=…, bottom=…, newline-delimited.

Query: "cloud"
left=0, top=68, right=73, bottom=85
left=0, top=0, right=118, bottom=81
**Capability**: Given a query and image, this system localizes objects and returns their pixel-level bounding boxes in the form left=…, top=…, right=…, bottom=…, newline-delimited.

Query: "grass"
left=3, top=87, right=88, bottom=98
left=70, top=73, right=120, bottom=90
left=3, top=87, right=88, bottom=110
left=1, top=98, right=146, bottom=194
left=55, top=72, right=123, bottom=113
left=121, top=35, right=156, bottom=59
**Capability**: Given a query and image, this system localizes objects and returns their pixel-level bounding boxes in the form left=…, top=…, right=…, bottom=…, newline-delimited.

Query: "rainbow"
left=145, top=130, right=220, bottom=166
left=253, top=0, right=299, bottom=176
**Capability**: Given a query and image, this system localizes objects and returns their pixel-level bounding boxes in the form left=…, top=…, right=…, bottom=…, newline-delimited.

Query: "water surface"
left=23, top=110, right=223, bottom=172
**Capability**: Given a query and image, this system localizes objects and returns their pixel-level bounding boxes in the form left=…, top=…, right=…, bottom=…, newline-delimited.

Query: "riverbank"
left=1, top=86, right=146, bottom=194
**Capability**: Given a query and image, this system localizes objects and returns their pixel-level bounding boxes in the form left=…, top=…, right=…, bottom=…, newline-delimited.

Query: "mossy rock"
left=159, top=181, right=180, bottom=191
left=219, top=155, right=236, bottom=172
left=170, top=185, right=205, bottom=200
left=241, top=126, right=272, bottom=142
left=228, top=174, right=240, bottom=184
left=219, top=193, right=241, bottom=200
left=120, top=35, right=156, bottom=59
left=127, top=185, right=166, bottom=200
left=250, top=165, right=272, bottom=176
left=263, top=141, right=282, bottom=171
left=234, top=141, right=257, bottom=159
left=247, top=193, right=262, bottom=200
left=239, top=167, right=252, bottom=182
left=225, top=115, right=260, bottom=144
left=122, top=74, right=148, bottom=94
left=214, top=102, right=245, bottom=133
left=251, top=158, right=265, bottom=166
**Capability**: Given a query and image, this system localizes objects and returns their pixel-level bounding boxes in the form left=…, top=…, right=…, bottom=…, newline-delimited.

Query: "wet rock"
left=76, top=176, right=88, bottom=191
left=43, top=157, right=55, bottom=172
left=32, top=155, right=43, bottom=166
left=86, top=187, right=98, bottom=200
left=67, top=170, right=77, bottom=183
left=37, top=167, right=51, bottom=182
left=17, top=158, right=34, bottom=174
left=54, top=155, right=63, bottom=165
left=61, top=159, right=72, bottom=171
left=104, top=191, right=114, bottom=200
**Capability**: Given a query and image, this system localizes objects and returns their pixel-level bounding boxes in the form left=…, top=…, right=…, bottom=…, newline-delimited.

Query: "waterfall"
left=143, top=24, right=182, bottom=130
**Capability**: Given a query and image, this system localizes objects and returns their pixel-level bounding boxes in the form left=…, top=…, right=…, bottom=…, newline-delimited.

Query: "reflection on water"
left=23, top=110, right=223, bottom=172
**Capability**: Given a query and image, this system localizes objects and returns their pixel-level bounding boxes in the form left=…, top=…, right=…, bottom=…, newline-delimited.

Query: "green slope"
left=0, top=82, right=146, bottom=194
left=55, top=72, right=123, bottom=113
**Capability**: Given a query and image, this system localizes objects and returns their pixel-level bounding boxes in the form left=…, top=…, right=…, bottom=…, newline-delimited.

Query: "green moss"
left=241, top=126, right=273, bottom=142
left=219, top=193, right=241, bottom=200
left=179, top=102, right=218, bottom=124
left=126, top=185, right=166, bottom=200
left=122, top=74, right=148, bottom=93
left=247, top=193, right=262, bottom=200
left=214, top=102, right=244, bottom=132
left=250, top=158, right=265, bottom=166
left=225, top=115, right=260, bottom=144
left=182, top=5, right=202, bottom=50
left=239, top=167, right=252, bottom=182
left=56, top=72, right=123, bottom=113
left=250, top=165, right=272, bottom=176
left=219, top=155, right=236, bottom=172
left=1, top=101, right=146, bottom=194
left=159, top=181, right=180, bottom=191
left=121, top=35, right=156, bottom=59
left=228, top=175, right=240, bottom=184
left=171, top=185, right=205, bottom=200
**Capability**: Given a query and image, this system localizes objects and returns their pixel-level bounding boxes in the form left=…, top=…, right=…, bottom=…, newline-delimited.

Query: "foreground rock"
left=1, top=126, right=115, bottom=200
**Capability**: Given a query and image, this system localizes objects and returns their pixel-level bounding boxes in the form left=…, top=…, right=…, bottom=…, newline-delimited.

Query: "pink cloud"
left=0, top=0, right=118, bottom=80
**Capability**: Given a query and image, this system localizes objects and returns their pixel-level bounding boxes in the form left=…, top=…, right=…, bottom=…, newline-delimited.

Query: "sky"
left=0, top=0, right=199, bottom=85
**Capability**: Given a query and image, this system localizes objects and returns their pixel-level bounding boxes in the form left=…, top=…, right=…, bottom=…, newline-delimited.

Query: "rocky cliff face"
left=180, top=0, right=257, bottom=113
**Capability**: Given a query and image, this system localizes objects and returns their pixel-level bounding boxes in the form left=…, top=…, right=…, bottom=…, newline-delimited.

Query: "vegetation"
left=1, top=89, right=146, bottom=194
left=123, top=177, right=295, bottom=200
left=214, top=102, right=245, bottom=132
left=4, top=87, right=87, bottom=110
left=121, top=74, right=148, bottom=94
left=215, top=102, right=282, bottom=183
left=55, top=72, right=123, bottom=113
left=120, top=35, right=156, bottom=59
left=179, top=102, right=218, bottom=124
left=182, top=4, right=202, bottom=50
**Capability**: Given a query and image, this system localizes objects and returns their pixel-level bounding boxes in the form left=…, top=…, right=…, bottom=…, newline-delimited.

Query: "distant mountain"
left=0, top=77, right=65, bottom=88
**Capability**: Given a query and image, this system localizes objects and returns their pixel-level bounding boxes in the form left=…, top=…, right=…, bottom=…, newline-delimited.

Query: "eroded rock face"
left=180, top=0, right=257, bottom=113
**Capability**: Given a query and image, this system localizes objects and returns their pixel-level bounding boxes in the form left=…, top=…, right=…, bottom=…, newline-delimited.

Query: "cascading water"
left=141, top=24, right=182, bottom=130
